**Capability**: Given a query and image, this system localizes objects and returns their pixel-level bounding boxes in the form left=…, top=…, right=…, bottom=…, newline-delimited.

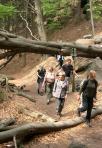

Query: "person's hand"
left=77, top=94, right=80, bottom=101
left=65, top=94, right=68, bottom=99
left=93, top=98, right=97, bottom=103
left=41, top=83, right=45, bottom=88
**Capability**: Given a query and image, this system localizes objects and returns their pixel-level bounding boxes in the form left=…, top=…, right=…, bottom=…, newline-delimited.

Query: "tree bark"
left=0, top=31, right=102, bottom=59
left=17, top=91, right=36, bottom=102
left=34, top=0, right=47, bottom=41
left=8, top=83, right=36, bottom=102
left=35, top=0, right=47, bottom=60
left=0, top=118, right=16, bottom=131
left=0, top=106, right=101, bottom=143
left=89, top=0, right=95, bottom=37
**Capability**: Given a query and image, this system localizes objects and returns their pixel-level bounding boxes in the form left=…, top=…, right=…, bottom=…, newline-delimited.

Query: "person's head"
left=58, top=71, right=66, bottom=81
left=58, top=50, right=63, bottom=55
left=88, top=70, right=96, bottom=80
left=66, top=58, right=72, bottom=64
left=40, top=66, right=44, bottom=70
left=48, top=67, right=54, bottom=72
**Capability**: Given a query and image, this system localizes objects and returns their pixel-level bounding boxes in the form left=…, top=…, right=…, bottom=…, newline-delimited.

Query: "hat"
left=58, top=71, right=65, bottom=76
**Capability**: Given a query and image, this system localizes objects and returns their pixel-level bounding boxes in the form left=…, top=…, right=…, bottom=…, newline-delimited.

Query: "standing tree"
left=89, top=0, right=95, bottom=37
left=34, top=0, right=47, bottom=59
left=35, top=0, right=47, bottom=41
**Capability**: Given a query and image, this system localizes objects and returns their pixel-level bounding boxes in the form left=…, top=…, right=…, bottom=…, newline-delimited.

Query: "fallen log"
left=0, top=125, right=16, bottom=132
left=0, top=118, right=16, bottom=130
left=0, top=106, right=101, bottom=143
left=17, top=91, right=36, bottom=103
left=0, top=31, right=102, bottom=59
left=7, top=83, right=36, bottom=103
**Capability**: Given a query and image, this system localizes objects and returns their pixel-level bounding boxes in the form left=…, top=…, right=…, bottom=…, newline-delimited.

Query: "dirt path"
left=24, top=84, right=102, bottom=148
left=0, top=20, right=102, bottom=147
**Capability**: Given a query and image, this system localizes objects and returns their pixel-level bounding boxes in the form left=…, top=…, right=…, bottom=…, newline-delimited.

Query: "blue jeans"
left=56, top=98, right=65, bottom=114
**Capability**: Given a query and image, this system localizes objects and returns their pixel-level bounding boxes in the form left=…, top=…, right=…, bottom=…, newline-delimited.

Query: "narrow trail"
left=1, top=20, right=102, bottom=147
left=24, top=84, right=102, bottom=148
left=27, top=84, right=78, bottom=120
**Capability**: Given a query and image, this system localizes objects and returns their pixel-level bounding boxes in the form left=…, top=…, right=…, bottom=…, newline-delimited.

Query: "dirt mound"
left=49, top=20, right=102, bottom=42
left=10, top=57, right=58, bottom=86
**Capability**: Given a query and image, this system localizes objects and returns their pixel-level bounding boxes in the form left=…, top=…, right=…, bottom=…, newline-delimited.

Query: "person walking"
left=42, top=67, right=55, bottom=104
left=57, top=50, right=64, bottom=67
left=53, top=71, right=68, bottom=116
left=62, top=58, right=78, bottom=92
left=77, top=70, right=98, bottom=127
left=62, top=58, right=74, bottom=92
left=37, top=66, right=46, bottom=95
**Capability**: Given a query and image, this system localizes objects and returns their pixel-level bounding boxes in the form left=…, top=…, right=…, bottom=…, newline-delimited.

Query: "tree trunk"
left=0, top=31, right=102, bottom=60
left=34, top=0, right=47, bottom=41
left=89, top=0, right=95, bottom=37
left=34, top=0, right=47, bottom=60
left=0, top=118, right=16, bottom=131
left=0, top=106, right=102, bottom=143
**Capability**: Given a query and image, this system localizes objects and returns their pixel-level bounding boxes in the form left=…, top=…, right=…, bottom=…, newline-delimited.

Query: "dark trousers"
left=56, top=98, right=65, bottom=114
left=59, top=60, right=63, bottom=67
left=78, top=97, right=93, bottom=123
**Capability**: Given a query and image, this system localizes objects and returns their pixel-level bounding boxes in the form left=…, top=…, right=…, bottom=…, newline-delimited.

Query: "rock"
left=68, top=142, right=87, bottom=148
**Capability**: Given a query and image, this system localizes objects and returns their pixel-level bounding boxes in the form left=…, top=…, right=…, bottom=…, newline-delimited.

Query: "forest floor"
left=0, top=20, right=102, bottom=148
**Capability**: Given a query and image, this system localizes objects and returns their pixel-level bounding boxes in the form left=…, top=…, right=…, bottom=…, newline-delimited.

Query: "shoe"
left=56, top=112, right=62, bottom=117
left=77, top=108, right=81, bottom=117
left=47, top=100, right=50, bottom=105
left=37, top=89, right=39, bottom=94
left=86, top=121, right=92, bottom=127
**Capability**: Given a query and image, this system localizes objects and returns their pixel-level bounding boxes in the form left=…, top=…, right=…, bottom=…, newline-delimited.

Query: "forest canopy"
left=0, top=0, right=102, bottom=32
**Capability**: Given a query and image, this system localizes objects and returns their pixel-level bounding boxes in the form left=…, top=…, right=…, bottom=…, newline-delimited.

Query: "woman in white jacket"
left=53, top=71, right=68, bottom=116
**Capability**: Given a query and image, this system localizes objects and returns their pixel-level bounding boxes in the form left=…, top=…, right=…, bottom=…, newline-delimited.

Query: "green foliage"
left=42, top=0, right=72, bottom=30
left=85, top=0, right=102, bottom=20
left=0, top=3, right=16, bottom=18
left=93, top=0, right=102, bottom=20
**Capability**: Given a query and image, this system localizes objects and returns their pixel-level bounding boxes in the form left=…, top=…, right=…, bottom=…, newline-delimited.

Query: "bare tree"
left=34, top=0, right=47, bottom=41
left=89, top=0, right=95, bottom=37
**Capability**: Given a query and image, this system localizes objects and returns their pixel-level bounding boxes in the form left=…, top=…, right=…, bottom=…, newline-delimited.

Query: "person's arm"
left=37, top=73, right=42, bottom=79
left=72, top=65, right=79, bottom=77
left=93, top=80, right=98, bottom=100
left=74, top=71, right=79, bottom=77
left=37, top=70, right=42, bottom=79
left=53, top=79, right=57, bottom=92
left=77, top=80, right=88, bottom=101
left=64, top=81, right=69, bottom=99
left=79, top=80, right=88, bottom=95
left=42, top=74, right=47, bottom=87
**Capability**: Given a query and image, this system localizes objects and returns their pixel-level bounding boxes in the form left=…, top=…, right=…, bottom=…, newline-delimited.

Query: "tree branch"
left=20, top=14, right=39, bottom=40
left=0, top=54, right=16, bottom=70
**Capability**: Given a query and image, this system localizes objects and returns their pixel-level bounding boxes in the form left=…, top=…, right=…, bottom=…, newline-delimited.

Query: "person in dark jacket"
left=37, top=66, right=46, bottom=95
left=62, top=58, right=73, bottom=79
left=62, top=58, right=77, bottom=92
left=57, top=50, right=64, bottom=67
left=77, top=70, right=98, bottom=127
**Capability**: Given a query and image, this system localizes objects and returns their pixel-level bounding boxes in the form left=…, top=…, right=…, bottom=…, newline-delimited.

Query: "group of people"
left=37, top=56, right=98, bottom=127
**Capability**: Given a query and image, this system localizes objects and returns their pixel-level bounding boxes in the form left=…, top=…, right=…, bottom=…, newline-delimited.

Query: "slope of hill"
left=0, top=20, right=102, bottom=148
